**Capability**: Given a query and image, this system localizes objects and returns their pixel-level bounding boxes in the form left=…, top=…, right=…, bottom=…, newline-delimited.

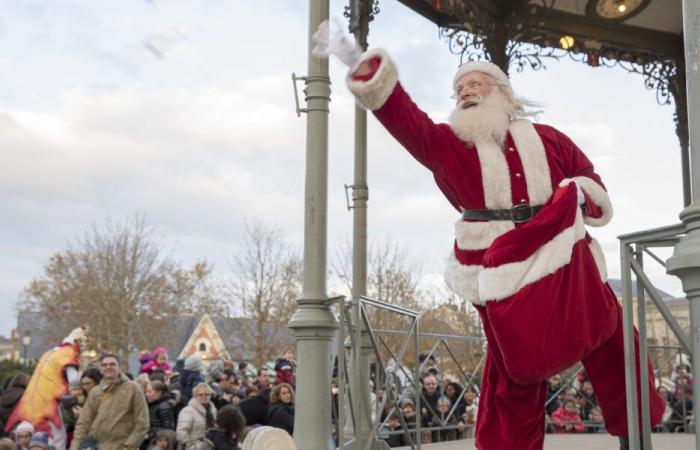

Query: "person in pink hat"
left=313, top=20, right=664, bottom=450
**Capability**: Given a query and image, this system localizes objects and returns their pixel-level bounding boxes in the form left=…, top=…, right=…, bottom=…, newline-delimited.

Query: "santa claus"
left=313, top=20, right=664, bottom=450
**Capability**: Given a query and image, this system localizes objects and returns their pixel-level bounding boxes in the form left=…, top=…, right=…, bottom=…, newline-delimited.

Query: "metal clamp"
left=344, top=183, right=369, bottom=211
left=344, top=184, right=354, bottom=211
left=291, top=72, right=308, bottom=117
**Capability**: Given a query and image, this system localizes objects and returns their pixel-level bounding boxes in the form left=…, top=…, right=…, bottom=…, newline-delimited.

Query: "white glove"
left=311, top=17, right=363, bottom=68
left=559, top=179, right=585, bottom=205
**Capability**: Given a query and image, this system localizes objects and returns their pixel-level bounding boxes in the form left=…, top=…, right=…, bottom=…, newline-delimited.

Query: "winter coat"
left=147, top=396, right=176, bottom=440
left=0, top=374, right=28, bottom=425
left=267, top=403, right=294, bottom=435
left=176, top=398, right=217, bottom=443
left=179, top=370, right=204, bottom=407
left=141, top=348, right=171, bottom=375
left=0, top=386, right=25, bottom=427
left=205, top=429, right=239, bottom=450
left=551, top=407, right=585, bottom=434
left=380, top=425, right=410, bottom=448
left=70, top=374, right=150, bottom=450
left=239, top=396, right=268, bottom=427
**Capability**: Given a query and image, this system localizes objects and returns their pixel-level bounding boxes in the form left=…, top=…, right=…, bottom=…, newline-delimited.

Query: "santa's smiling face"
left=453, top=71, right=495, bottom=109
left=448, top=72, right=514, bottom=147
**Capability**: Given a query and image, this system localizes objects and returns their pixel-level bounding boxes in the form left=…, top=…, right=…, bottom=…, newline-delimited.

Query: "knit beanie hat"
left=28, top=432, right=48, bottom=450
left=14, top=421, right=34, bottom=437
left=185, top=354, right=202, bottom=371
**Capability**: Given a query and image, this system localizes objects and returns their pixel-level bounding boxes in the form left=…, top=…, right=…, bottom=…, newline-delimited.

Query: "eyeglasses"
left=450, top=80, right=493, bottom=100
left=100, top=362, right=118, bottom=367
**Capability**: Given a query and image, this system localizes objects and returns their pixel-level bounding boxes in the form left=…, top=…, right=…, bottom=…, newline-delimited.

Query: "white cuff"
left=346, top=48, right=398, bottom=111
left=563, top=176, right=613, bottom=227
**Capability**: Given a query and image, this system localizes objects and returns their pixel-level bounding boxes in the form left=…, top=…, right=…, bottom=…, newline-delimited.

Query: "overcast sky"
left=0, top=0, right=686, bottom=336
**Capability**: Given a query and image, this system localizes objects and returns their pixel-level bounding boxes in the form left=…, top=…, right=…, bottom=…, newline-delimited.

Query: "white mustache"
left=459, top=95, right=484, bottom=109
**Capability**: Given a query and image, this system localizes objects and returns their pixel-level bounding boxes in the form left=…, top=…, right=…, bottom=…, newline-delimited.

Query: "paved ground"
left=395, top=434, right=695, bottom=449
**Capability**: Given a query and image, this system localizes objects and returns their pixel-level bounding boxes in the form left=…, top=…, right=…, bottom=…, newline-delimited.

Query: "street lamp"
left=22, top=331, right=31, bottom=370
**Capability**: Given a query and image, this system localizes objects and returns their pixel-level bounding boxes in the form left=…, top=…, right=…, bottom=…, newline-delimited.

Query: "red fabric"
left=453, top=241, right=486, bottom=265
left=351, top=57, right=381, bottom=81
left=583, top=192, right=603, bottom=218
left=482, top=186, right=618, bottom=384
left=369, top=82, right=606, bottom=213
left=550, top=408, right=585, bottom=433
left=582, top=302, right=666, bottom=435
left=475, top=301, right=665, bottom=449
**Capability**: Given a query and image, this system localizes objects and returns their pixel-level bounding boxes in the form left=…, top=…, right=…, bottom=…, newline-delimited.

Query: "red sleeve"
left=371, top=83, right=455, bottom=173
left=553, top=128, right=605, bottom=219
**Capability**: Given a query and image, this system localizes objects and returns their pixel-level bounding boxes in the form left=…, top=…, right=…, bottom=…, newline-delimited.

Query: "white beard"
left=448, top=90, right=514, bottom=147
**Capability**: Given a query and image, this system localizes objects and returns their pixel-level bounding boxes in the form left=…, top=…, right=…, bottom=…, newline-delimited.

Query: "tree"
left=332, top=237, right=424, bottom=329
left=228, top=219, right=301, bottom=368
left=19, top=215, right=224, bottom=365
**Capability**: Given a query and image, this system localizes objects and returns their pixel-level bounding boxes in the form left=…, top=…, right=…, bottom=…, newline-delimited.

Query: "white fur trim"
left=453, top=60, right=510, bottom=92
left=346, top=48, right=398, bottom=111
left=475, top=139, right=512, bottom=209
left=455, top=219, right=515, bottom=250
left=445, top=252, right=483, bottom=305
left=509, top=120, right=553, bottom=205
left=588, top=237, right=608, bottom=281
left=564, top=176, right=613, bottom=227
left=478, top=206, right=587, bottom=302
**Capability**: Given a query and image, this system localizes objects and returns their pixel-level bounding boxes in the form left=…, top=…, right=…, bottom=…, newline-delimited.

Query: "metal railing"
left=619, top=223, right=691, bottom=450
left=334, top=295, right=487, bottom=449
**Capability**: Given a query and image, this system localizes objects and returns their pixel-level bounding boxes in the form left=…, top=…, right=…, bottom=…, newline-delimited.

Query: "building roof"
left=16, top=310, right=294, bottom=365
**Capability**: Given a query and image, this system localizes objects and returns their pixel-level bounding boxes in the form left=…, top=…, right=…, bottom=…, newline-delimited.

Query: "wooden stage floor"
left=396, top=433, right=694, bottom=449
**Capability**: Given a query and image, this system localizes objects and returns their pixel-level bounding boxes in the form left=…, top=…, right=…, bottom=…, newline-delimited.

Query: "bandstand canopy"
left=397, top=0, right=682, bottom=63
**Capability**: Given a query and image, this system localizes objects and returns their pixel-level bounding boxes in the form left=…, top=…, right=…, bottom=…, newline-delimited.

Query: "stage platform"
left=396, top=433, right=695, bottom=449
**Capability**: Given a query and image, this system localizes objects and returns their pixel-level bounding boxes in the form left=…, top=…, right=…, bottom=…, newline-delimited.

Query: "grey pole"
left=666, top=2, right=700, bottom=450
left=288, top=1, right=339, bottom=448
left=344, top=2, right=388, bottom=448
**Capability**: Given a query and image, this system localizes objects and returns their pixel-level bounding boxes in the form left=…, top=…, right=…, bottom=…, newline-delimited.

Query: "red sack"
left=478, top=184, right=618, bottom=385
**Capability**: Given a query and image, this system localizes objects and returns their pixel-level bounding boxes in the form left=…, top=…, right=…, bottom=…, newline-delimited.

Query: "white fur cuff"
left=346, top=48, right=398, bottom=111
left=564, top=176, right=613, bottom=227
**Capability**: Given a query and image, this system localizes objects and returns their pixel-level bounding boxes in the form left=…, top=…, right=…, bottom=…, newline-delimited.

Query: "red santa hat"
left=452, top=60, right=512, bottom=94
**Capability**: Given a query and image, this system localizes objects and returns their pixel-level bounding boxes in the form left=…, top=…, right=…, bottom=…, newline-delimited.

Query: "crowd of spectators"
left=365, top=353, right=696, bottom=447
left=0, top=347, right=299, bottom=450
left=0, top=346, right=695, bottom=450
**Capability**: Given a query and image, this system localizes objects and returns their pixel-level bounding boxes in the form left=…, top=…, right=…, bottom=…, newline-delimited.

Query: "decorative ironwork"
left=435, top=0, right=678, bottom=105
left=344, top=0, right=381, bottom=35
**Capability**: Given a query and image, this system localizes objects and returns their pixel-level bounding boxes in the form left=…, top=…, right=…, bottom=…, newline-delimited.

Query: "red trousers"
left=473, top=302, right=665, bottom=450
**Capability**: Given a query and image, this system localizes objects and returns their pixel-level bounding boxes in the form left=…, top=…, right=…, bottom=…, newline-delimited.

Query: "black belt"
left=461, top=203, right=543, bottom=224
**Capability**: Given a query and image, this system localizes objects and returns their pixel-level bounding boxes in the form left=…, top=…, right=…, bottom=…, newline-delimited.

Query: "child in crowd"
left=13, top=421, right=33, bottom=450
left=380, top=411, right=409, bottom=448
left=148, top=430, right=176, bottom=450
left=587, top=406, right=606, bottom=433
left=551, top=398, right=585, bottom=434
left=27, top=433, right=49, bottom=450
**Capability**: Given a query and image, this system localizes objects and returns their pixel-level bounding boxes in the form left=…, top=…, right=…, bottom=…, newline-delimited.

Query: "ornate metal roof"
left=395, top=0, right=683, bottom=105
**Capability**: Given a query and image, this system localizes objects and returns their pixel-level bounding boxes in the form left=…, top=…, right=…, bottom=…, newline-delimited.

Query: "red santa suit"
left=345, top=49, right=664, bottom=449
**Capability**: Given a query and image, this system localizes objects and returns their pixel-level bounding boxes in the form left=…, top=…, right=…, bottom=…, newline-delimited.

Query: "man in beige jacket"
left=71, top=353, right=149, bottom=450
